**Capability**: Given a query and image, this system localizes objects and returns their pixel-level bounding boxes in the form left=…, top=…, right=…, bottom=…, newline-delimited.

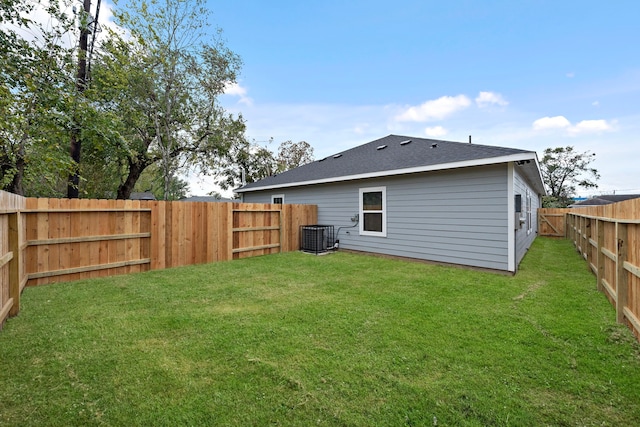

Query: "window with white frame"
left=359, top=186, right=386, bottom=237
left=271, top=194, right=284, bottom=204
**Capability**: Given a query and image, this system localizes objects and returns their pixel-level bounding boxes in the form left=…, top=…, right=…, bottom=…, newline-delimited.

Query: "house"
left=179, top=196, right=236, bottom=203
left=570, top=194, right=640, bottom=208
left=130, top=191, right=156, bottom=201
left=236, top=135, right=545, bottom=273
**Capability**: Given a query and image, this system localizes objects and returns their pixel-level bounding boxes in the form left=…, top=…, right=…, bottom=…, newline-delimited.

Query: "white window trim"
left=271, top=194, right=284, bottom=204
left=359, top=186, right=387, bottom=237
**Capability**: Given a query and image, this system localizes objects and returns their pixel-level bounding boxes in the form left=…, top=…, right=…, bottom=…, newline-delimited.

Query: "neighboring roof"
left=179, top=196, right=235, bottom=202
left=570, top=194, right=640, bottom=207
left=130, top=191, right=156, bottom=200
left=236, top=134, right=545, bottom=194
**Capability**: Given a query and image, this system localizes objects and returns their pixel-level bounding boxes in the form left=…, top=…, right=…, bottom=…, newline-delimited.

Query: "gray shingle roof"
left=571, top=194, right=640, bottom=207
left=179, top=196, right=235, bottom=202
left=237, top=134, right=539, bottom=192
left=130, top=191, right=156, bottom=200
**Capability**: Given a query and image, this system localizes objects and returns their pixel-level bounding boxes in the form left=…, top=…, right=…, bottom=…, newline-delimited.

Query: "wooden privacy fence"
left=539, top=200, right=640, bottom=341
left=0, top=192, right=27, bottom=330
left=1, top=191, right=317, bottom=327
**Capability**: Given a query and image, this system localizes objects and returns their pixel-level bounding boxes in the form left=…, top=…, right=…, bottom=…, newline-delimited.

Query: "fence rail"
left=539, top=200, right=640, bottom=341
left=1, top=191, right=317, bottom=327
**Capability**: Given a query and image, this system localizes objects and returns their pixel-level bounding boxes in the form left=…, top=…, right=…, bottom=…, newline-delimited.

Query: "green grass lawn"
left=1, top=237, right=639, bottom=426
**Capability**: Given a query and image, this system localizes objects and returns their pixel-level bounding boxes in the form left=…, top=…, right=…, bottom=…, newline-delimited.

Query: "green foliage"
left=541, top=146, right=599, bottom=207
left=215, top=139, right=276, bottom=190
left=216, top=139, right=315, bottom=190
left=0, top=0, right=76, bottom=195
left=96, top=0, right=246, bottom=199
left=2, top=238, right=640, bottom=425
left=276, top=140, right=315, bottom=173
left=133, top=163, right=189, bottom=200
left=1, top=0, right=246, bottom=199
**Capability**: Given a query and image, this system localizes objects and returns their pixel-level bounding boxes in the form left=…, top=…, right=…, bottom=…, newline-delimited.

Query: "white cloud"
left=569, top=119, right=613, bottom=135
left=424, top=126, right=448, bottom=137
left=223, top=82, right=253, bottom=106
left=532, top=115, right=614, bottom=135
left=592, top=101, right=600, bottom=106
left=395, top=95, right=471, bottom=122
left=532, top=115, right=571, bottom=130
left=224, top=82, right=247, bottom=96
left=566, top=72, right=575, bottom=78
left=475, top=91, right=508, bottom=108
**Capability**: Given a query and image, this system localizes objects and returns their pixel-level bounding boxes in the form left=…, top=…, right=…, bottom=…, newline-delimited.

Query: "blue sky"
left=201, top=0, right=639, bottom=197
left=78, top=0, right=637, bottom=196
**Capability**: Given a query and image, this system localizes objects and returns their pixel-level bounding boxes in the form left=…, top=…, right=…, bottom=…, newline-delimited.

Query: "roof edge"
left=236, top=152, right=538, bottom=193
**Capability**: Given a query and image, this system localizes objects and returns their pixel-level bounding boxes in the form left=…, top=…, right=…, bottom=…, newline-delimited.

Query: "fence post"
left=278, top=209, right=283, bottom=253
left=227, top=203, right=234, bottom=260
left=580, top=216, right=585, bottom=255
left=596, top=219, right=604, bottom=292
left=616, top=222, right=628, bottom=324
left=8, top=212, right=21, bottom=317
left=586, top=218, right=592, bottom=265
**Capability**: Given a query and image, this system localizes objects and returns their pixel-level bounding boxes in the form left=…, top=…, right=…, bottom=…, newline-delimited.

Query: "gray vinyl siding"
left=514, top=168, right=541, bottom=266
left=243, top=164, right=511, bottom=271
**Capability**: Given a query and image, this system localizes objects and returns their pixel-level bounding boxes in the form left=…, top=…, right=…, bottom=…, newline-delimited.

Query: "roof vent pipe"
left=469, top=135, right=472, bottom=144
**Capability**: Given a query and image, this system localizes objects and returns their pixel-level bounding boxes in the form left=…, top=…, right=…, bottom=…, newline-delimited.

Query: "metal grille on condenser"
left=300, top=225, right=335, bottom=254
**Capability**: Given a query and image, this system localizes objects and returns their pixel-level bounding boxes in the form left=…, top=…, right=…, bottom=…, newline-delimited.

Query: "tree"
left=132, top=163, right=189, bottom=201
left=0, top=0, right=76, bottom=196
left=215, top=139, right=315, bottom=191
left=215, top=139, right=276, bottom=191
left=276, top=140, right=314, bottom=173
left=95, top=0, right=245, bottom=200
left=67, top=0, right=92, bottom=198
left=540, top=146, right=599, bottom=207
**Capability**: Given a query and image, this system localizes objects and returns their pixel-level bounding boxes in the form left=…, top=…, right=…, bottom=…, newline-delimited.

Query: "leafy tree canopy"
left=215, top=139, right=315, bottom=192
left=0, top=0, right=77, bottom=195
left=1, top=0, right=247, bottom=199
left=540, top=146, right=599, bottom=207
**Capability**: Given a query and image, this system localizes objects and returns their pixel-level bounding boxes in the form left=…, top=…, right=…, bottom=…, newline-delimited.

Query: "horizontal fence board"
left=0, top=251, right=12, bottom=269
left=21, top=208, right=151, bottom=213
left=232, top=243, right=281, bottom=254
left=28, top=259, right=152, bottom=280
left=602, top=278, right=616, bottom=302
left=624, top=261, right=640, bottom=279
left=623, top=307, right=640, bottom=337
left=602, top=247, right=616, bottom=262
left=0, top=298, right=13, bottom=326
left=27, top=233, right=151, bottom=246
left=232, top=226, right=280, bottom=232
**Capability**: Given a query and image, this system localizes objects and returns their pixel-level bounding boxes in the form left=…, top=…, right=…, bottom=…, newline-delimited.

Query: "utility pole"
left=68, top=0, right=91, bottom=199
